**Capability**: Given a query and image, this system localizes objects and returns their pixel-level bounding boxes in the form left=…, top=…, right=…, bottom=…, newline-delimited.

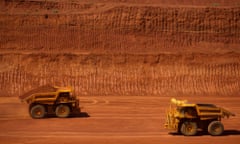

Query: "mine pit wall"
left=1, top=53, right=240, bottom=97
left=1, top=6, right=240, bottom=53
left=0, top=3, right=240, bottom=97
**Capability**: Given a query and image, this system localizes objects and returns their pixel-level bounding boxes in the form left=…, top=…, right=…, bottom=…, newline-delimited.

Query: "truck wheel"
left=208, top=121, right=224, bottom=136
left=55, top=105, right=70, bottom=118
left=180, top=121, right=197, bottom=136
left=30, top=104, right=46, bottom=119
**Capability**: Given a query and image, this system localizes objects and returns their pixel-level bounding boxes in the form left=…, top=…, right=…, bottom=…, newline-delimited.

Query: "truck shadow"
left=169, top=130, right=240, bottom=136
left=46, top=111, right=90, bottom=118
left=222, top=130, right=240, bottom=136
left=70, top=111, right=90, bottom=118
left=197, top=130, right=240, bottom=136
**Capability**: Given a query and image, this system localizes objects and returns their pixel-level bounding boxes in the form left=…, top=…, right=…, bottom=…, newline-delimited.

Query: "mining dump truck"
left=19, top=85, right=80, bottom=119
left=165, top=98, right=235, bottom=136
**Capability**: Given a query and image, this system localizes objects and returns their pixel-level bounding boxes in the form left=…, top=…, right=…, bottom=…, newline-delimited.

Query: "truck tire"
left=30, top=104, right=46, bottom=119
left=180, top=121, right=198, bottom=136
left=55, top=104, right=70, bottom=118
left=208, top=121, right=224, bottom=136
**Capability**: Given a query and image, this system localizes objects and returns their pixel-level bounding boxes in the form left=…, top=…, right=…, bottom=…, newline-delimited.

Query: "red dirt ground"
left=0, top=96, right=240, bottom=144
left=0, top=0, right=240, bottom=143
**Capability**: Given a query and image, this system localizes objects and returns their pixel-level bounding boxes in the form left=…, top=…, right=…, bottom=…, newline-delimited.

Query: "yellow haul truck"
left=165, top=98, right=235, bottom=136
left=19, top=85, right=80, bottom=119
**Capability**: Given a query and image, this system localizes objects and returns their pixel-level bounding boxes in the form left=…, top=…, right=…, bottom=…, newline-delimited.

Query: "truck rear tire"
left=55, top=104, right=70, bottom=118
left=30, top=104, right=46, bottom=119
left=180, top=121, right=198, bottom=136
left=208, top=121, right=224, bottom=136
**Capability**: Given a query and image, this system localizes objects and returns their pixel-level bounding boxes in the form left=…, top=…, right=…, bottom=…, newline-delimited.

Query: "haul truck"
left=165, top=98, right=235, bottom=136
left=19, top=85, right=80, bottom=119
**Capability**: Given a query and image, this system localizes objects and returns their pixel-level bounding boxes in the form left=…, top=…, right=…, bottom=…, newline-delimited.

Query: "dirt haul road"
left=0, top=96, right=239, bottom=144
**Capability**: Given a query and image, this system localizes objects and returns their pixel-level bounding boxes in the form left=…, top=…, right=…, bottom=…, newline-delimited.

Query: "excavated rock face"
left=0, top=1, right=240, bottom=96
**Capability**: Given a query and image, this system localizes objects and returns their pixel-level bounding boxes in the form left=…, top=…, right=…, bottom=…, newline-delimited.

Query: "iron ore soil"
left=0, top=0, right=240, bottom=144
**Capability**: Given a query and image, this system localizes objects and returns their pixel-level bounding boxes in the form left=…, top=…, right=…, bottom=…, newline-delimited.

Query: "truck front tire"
left=55, top=104, right=70, bottom=118
left=180, top=121, right=198, bottom=136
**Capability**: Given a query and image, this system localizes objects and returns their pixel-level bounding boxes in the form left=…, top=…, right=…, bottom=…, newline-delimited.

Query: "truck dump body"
left=196, top=104, right=235, bottom=120
left=19, top=85, right=58, bottom=101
